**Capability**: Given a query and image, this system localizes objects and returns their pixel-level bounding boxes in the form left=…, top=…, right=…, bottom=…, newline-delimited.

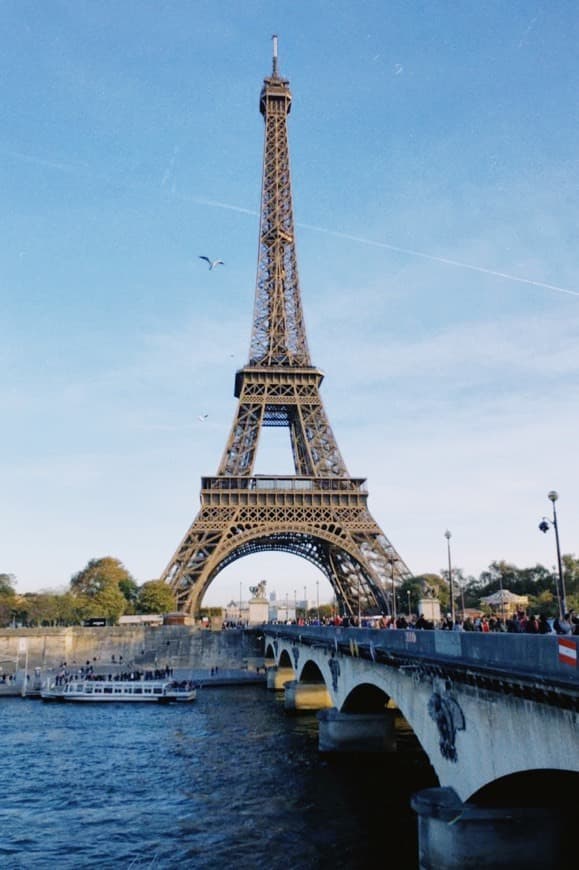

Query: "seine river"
left=0, top=686, right=436, bottom=869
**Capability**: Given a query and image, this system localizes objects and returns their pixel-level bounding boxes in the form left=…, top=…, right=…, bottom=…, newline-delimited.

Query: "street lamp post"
left=239, top=582, right=242, bottom=623
left=498, top=571, right=505, bottom=625
left=316, top=579, right=320, bottom=622
left=390, top=559, right=397, bottom=621
left=407, top=590, right=411, bottom=616
left=539, top=491, right=567, bottom=620
left=444, top=530, right=456, bottom=625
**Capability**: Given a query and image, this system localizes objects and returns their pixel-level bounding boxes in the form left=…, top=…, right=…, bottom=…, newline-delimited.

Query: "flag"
left=558, top=637, right=577, bottom=667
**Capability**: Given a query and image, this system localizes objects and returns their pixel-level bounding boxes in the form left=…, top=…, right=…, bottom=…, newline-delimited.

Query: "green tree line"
left=400, top=556, right=579, bottom=617
left=1, top=554, right=578, bottom=628
left=0, top=559, right=176, bottom=627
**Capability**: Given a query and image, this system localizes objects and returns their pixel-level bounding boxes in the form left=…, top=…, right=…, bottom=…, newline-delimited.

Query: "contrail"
left=5, top=149, right=89, bottom=174
left=186, top=193, right=578, bottom=299
left=187, top=195, right=257, bottom=217
left=6, top=144, right=576, bottom=299
left=298, top=222, right=579, bottom=299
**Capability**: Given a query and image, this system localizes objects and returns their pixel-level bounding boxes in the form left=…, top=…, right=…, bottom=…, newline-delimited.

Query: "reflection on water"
left=0, top=687, right=436, bottom=869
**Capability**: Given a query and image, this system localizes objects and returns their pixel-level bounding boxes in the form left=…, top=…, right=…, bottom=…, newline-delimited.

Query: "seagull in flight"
left=199, top=256, right=225, bottom=271
left=198, top=413, right=209, bottom=422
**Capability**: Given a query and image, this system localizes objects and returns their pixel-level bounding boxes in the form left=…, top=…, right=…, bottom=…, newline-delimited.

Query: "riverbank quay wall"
left=0, top=627, right=263, bottom=671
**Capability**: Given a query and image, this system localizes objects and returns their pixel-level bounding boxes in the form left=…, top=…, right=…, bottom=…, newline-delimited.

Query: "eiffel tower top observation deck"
left=161, top=38, right=412, bottom=616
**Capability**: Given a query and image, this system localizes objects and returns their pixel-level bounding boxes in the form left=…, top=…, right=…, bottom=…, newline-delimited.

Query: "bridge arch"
left=278, top=649, right=293, bottom=669
left=299, top=660, right=326, bottom=684
left=470, top=769, right=579, bottom=808
left=342, top=682, right=390, bottom=714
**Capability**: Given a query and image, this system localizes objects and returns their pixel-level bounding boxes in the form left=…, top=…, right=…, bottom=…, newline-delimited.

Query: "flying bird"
left=199, top=256, right=225, bottom=271
left=198, top=413, right=208, bottom=422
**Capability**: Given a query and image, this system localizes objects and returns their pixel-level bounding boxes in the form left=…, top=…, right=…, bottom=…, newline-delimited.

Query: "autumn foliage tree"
left=136, top=580, right=176, bottom=615
left=0, top=573, right=17, bottom=626
left=69, top=557, right=133, bottom=623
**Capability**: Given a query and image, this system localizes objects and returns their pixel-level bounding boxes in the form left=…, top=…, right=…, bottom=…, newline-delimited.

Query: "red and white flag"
left=558, top=637, right=577, bottom=667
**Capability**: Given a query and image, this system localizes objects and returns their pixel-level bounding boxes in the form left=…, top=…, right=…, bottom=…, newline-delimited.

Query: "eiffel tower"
left=162, top=37, right=412, bottom=616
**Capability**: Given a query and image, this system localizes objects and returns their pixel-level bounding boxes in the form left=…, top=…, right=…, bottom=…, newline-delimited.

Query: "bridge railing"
left=261, top=625, right=579, bottom=691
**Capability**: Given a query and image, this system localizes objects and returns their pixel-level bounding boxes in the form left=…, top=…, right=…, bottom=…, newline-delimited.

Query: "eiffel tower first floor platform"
left=161, top=476, right=412, bottom=617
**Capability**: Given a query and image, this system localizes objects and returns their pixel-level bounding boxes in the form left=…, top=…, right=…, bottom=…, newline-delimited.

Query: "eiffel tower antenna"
left=161, top=40, right=412, bottom=617
left=272, top=33, right=279, bottom=77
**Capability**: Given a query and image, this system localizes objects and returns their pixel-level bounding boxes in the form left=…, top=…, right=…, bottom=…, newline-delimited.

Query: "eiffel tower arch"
left=161, top=38, right=412, bottom=617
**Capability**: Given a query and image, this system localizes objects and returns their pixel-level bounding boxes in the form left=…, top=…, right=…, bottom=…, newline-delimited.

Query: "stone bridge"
left=262, top=625, right=578, bottom=868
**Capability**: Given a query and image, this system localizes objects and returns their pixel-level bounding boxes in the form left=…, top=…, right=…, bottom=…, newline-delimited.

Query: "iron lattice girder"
left=162, top=475, right=412, bottom=614
left=250, top=73, right=310, bottom=367
left=161, top=48, right=413, bottom=616
left=163, top=493, right=411, bottom=615
left=221, top=367, right=348, bottom=478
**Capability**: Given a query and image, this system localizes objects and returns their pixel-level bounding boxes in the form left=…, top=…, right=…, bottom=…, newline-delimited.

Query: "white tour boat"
left=41, top=678, right=197, bottom=703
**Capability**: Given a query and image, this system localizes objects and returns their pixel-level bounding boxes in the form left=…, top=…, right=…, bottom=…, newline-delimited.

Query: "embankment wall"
left=0, top=626, right=260, bottom=670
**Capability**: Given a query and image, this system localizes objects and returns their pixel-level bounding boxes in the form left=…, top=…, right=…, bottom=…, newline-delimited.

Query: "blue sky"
left=1, top=1, right=578, bottom=607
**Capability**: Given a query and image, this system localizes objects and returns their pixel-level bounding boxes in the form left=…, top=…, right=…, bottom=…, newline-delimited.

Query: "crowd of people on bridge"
left=438, top=610, right=578, bottom=634
left=271, top=608, right=578, bottom=635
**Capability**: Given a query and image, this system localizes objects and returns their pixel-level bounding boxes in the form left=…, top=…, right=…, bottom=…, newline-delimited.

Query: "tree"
left=70, top=557, right=134, bottom=597
left=91, top=584, right=127, bottom=623
left=562, top=554, right=579, bottom=611
left=136, top=580, right=176, bottom=615
left=70, top=557, right=134, bottom=623
left=0, top=573, right=16, bottom=597
left=399, top=577, right=433, bottom=613
left=0, top=573, right=17, bottom=627
left=18, top=593, right=60, bottom=627
left=118, top=576, right=139, bottom=611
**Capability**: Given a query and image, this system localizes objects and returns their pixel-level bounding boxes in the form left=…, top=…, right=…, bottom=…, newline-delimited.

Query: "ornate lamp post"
left=539, top=490, right=567, bottom=620
left=316, top=579, right=320, bottom=622
left=444, top=530, right=456, bottom=625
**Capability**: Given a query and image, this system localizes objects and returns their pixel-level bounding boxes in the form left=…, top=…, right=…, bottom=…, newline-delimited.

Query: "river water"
left=0, top=686, right=436, bottom=869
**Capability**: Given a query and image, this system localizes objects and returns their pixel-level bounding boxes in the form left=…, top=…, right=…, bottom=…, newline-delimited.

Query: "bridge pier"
left=266, top=666, right=295, bottom=691
left=411, top=787, right=570, bottom=869
left=283, top=680, right=332, bottom=713
left=317, top=707, right=397, bottom=753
